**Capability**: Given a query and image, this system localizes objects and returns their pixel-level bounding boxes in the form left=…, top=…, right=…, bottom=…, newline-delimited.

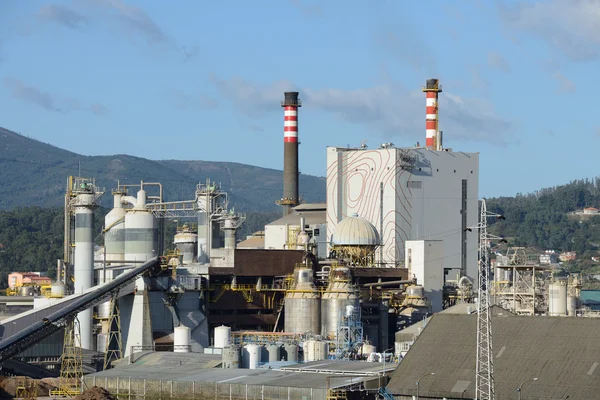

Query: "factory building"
left=326, top=145, right=479, bottom=280
left=387, top=311, right=600, bottom=399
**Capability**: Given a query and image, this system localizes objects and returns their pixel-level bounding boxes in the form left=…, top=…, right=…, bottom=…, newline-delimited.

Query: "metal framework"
left=15, top=377, right=37, bottom=400
left=471, top=199, right=503, bottom=400
left=103, top=294, right=122, bottom=370
left=335, top=305, right=363, bottom=360
left=52, top=316, right=83, bottom=397
left=493, top=265, right=547, bottom=315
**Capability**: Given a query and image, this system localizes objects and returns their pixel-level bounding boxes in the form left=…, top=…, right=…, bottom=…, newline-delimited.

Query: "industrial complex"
left=0, top=79, right=597, bottom=400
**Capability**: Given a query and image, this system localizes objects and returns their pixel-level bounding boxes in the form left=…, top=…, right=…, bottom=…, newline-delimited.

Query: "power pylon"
left=104, top=294, right=122, bottom=370
left=469, top=199, right=506, bottom=400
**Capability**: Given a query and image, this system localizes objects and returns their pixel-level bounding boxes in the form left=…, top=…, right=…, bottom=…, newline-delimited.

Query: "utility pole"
left=468, top=199, right=506, bottom=400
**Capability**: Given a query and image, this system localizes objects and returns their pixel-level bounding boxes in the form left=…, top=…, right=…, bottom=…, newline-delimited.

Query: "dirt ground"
left=71, top=386, right=117, bottom=400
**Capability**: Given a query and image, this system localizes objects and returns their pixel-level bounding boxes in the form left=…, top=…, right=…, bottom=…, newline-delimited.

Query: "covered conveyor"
left=0, top=257, right=161, bottom=364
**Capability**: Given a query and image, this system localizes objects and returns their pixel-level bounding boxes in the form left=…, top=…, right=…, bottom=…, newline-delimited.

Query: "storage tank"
left=284, top=268, right=321, bottom=334
left=548, top=281, right=568, bottom=316
left=321, top=266, right=360, bottom=338
left=406, top=285, right=425, bottom=298
left=222, top=346, right=241, bottom=368
left=303, top=340, right=329, bottom=362
left=214, top=325, right=231, bottom=348
left=266, top=344, right=281, bottom=363
left=97, top=333, right=108, bottom=353
left=124, top=190, right=158, bottom=262
left=242, top=344, right=261, bottom=369
left=174, top=326, right=191, bottom=353
left=96, top=301, right=111, bottom=319
left=361, top=343, right=376, bottom=356
left=282, top=343, right=298, bottom=362
left=104, top=191, right=126, bottom=263
left=50, top=281, right=66, bottom=298
left=567, top=295, right=578, bottom=316
left=174, top=226, right=198, bottom=264
left=19, top=286, right=35, bottom=296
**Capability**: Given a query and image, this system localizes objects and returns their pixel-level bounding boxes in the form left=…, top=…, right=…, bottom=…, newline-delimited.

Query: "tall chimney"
left=422, top=79, right=443, bottom=150
left=278, top=91, right=302, bottom=216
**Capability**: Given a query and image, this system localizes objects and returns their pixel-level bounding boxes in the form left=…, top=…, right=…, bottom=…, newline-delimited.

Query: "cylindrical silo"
left=74, top=197, right=95, bottom=350
left=266, top=344, right=281, bottom=363
left=214, top=325, right=231, bottom=348
left=222, top=346, right=241, bottom=368
left=97, top=333, right=109, bottom=354
left=284, top=268, right=320, bottom=334
left=321, top=266, right=360, bottom=339
left=361, top=343, right=376, bottom=357
left=124, top=190, right=158, bottom=262
left=50, top=281, right=66, bottom=298
left=174, top=326, right=191, bottom=353
left=96, top=301, right=112, bottom=320
left=223, top=218, right=237, bottom=250
left=548, top=281, right=568, bottom=316
left=104, top=191, right=126, bottom=263
left=567, top=295, right=578, bottom=317
left=242, top=344, right=261, bottom=369
left=282, top=343, right=298, bottom=362
left=303, top=340, right=329, bottom=362
left=174, top=226, right=198, bottom=264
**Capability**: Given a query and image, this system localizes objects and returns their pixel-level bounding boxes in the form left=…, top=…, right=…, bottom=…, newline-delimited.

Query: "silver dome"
left=332, top=214, right=380, bottom=246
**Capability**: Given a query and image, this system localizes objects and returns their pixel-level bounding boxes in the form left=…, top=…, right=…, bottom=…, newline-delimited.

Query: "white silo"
left=214, top=325, right=231, bottom=348
left=303, top=340, right=329, bottom=362
left=174, top=225, right=198, bottom=264
left=72, top=181, right=103, bottom=350
left=124, top=189, right=158, bottom=262
left=548, top=281, right=568, bottom=316
left=174, top=326, right=191, bottom=353
left=284, top=267, right=320, bottom=335
left=242, top=344, right=262, bottom=369
left=321, top=266, right=360, bottom=339
left=104, top=190, right=127, bottom=264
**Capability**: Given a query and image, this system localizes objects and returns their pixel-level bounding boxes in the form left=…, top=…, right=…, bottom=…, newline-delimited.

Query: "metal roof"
left=387, top=313, right=600, bottom=399
left=266, top=210, right=326, bottom=227
left=87, top=356, right=393, bottom=390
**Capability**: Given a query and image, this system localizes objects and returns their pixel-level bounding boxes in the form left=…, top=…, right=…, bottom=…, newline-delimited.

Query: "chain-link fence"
left=83, top=376, right=327, bottom=400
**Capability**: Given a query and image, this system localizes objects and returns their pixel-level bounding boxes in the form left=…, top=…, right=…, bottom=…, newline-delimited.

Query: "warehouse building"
left=387, top=312, right=600, bottom=399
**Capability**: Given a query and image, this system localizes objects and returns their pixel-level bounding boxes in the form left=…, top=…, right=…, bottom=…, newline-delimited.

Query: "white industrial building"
left=326, top=146, right=479, bottom=280
left=264, top=203, right=327, bottom=258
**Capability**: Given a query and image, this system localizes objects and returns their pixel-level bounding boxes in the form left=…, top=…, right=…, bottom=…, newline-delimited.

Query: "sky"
left=0, top=0, right=598, bottom=198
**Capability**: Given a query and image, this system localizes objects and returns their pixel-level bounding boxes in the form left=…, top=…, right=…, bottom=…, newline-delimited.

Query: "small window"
left=313, top=228, right=320, bottom=236
left=407, top=181, right=422, bottom=189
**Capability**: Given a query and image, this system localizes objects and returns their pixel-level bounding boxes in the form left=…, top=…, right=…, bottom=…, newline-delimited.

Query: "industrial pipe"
left=363, top=279, right=416, bottom=287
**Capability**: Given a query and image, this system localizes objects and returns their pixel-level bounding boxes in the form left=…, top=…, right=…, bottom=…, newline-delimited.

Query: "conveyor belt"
left=0, top=257, right=161, bottom=364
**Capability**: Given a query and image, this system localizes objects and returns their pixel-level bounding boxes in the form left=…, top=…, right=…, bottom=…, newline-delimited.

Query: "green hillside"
left=0, top=127, right=326, bottom=211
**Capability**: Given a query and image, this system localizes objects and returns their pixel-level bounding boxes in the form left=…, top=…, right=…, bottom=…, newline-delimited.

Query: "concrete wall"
left=405, top=240, right=444, bottom=312
left=326, top=147, right=479, bottom=280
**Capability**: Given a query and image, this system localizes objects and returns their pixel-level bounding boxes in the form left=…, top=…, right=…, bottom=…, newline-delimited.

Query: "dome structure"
left=332, top=214, right=380, bottom=246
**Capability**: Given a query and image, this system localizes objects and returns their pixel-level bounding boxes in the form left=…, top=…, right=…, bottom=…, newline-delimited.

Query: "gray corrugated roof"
left=387, top=313, right=600, bottom=399
left=266, top=210, right=326, bottom=227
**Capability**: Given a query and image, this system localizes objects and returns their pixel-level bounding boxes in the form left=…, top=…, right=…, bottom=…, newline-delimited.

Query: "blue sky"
left=0, top=0, right=598, bottom=198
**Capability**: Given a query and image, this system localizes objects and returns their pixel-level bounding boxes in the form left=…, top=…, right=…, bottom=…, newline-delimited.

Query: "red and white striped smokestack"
left=278, top=92, right=302, bottom=216
left=422, top=79, right=443, bottom=150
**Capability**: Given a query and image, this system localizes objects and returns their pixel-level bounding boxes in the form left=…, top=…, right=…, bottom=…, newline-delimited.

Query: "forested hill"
left=0, top=127, right=326, bottom=211
left=487, top=178, right=600, bottom=260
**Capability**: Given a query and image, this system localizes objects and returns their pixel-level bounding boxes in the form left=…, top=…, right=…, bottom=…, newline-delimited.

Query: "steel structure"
left=335, top=304, right=363, bottom=360
left=470, top=199, right=505, bottom=400
left=52, top=316, right=83, bottom=397
left=0, top=257, right=161, bottom=364
left=103, top=294, right=122, bottom=370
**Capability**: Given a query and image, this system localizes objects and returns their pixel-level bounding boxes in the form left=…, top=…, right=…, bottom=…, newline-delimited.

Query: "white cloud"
left=210, top=76, right=514, bottom=145
left=498, top=0, right=600, bottom=61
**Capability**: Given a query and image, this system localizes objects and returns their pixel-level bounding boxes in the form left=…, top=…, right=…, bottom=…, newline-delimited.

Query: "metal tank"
left=567, top=295, right=578, bottom=317
left=174, top=326, right=191, bottom=353
left=282, top=343, right=298, bottom=362
left=242, top=344, right=261, bottom=369
left=266, top=344, right=281, bottom=363
left=303, top=340, right=329, bottom=362
left=50, top=281, right=66, bottom=298
left=214, top=325, right=231, bottom=348
left=174, top=226, right=198, bottom=264
left=97, top=333, right=108, bottom=353
left=73, top=194, right=96, bottom=350
left=361, top=343, right=376, bottom=357
left=19, top=287, right=35, bottom=296
left=321, top=266, right=360, bottom=338
left=104, top=190, right=126, bottom=263
left=548, top=281, right=568, bottom=316
left=222, top=346, right=241, bottom=368
left=124, top=189, right=158, bottom=262
left=284, top=267, right=321, bottom=335
left=96, top=301, right=112, bottom=319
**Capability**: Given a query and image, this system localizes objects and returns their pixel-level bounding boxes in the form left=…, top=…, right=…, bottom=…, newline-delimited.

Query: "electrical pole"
left=470, top=199, right=506, bottom=400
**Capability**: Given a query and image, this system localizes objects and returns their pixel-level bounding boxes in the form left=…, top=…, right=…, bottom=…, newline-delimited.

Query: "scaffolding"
left=15, top=377, right=37, bottom=400
left=493, top=265, right=548, bottom=315
left=335, top=305, right=363, bottom=360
